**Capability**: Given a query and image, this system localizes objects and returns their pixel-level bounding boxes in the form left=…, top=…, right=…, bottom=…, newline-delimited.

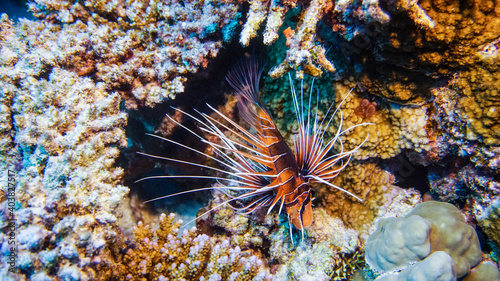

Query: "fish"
left=136, top=57, right=369, bottom=239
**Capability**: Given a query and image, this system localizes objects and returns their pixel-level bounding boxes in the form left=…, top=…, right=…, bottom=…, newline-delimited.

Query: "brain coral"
left=366, top=201, right=482, bottom=278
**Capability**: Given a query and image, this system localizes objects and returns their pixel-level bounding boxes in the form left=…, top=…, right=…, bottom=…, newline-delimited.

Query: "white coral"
left=366, top=201, right=482, bottom=278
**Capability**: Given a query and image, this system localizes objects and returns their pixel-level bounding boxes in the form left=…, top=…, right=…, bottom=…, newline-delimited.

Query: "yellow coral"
left=454, top=67, right=500, bottom=145
left=333, top=84, right=430, bottom=160
left=475, top=198, right=500, bottom=248
left=317, top=162, right=421, bottom=237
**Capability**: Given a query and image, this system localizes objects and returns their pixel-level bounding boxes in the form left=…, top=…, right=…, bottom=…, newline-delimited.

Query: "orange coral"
left=354, top=99, right=377, bottom=119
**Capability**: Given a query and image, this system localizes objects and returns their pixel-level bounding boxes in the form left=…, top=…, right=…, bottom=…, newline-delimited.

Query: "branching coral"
left=115, top=213, right=274, bottom=280
left=267, top=0, right=336, bottom=79
left=0, top=26, right=129, bottom=278
left=22, top=0, right=239, bottom=107
left=239, top=0, right=434, bottom=78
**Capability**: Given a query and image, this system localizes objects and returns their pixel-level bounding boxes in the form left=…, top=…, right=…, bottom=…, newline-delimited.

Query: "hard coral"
left=268, top=0, right=336, bottom=79
left=197, top=189, right=277, bottom=250
left=334, top=84, right=430, bottom=160
left=358, top=0, right=500, bottom=111
left=0, top=26, right=129, bottom=278
left=115, top=213, right=274, bottom=280
left=269, top=208, right=362, bottom=280
left=366, top=201, right=482, bottom=278
left=375, top=251, right=456, bottom=281
left=198, top=182, right=367, bottom=281
left=317, top=162, right=421, bottom=238
left=475, top=197, right=500, bottom=249
left=24, top=0, right=239, bottom=107
left=239, top=0, right=433, bottom=78
left=463, top=261, right=500, bottom=281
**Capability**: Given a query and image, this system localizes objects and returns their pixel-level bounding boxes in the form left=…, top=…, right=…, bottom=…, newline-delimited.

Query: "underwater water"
left=1, top=0, right=500, bottom=280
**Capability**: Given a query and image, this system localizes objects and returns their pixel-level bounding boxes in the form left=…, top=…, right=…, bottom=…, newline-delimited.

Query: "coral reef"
left=424, top=87, right=500, bottom=248
left=23, top=0, right=240, bottom=107
left=317, top=161, right=421, bottom=238
left=250, top=1, right=500, bottom=256
left=269, top=209, right=363, bottom=280
left=199, top=190, right=366, bottom=280
left=115, top=213, right=274, bottom=280
left=0, top=17, right=129, bottom=278
left=356, top=0, right=500, bottom=128
left=240, top=0, right=434, bottom=78
left=261, top=80, right=432, bottom=160
left=197, top=189, right=280, bottom=250
left=366, top=201, right=482, bottom=278
left=2, top=0, right=500, bottom=278
left=334, top=84, right=431, bottom=160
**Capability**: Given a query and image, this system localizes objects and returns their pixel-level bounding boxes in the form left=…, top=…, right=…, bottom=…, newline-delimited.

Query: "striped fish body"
left=256, top=109, right=313, bottom=229
left=227, top=60, right=313, bottom=229
left=139, top=57, right=365, bottom=235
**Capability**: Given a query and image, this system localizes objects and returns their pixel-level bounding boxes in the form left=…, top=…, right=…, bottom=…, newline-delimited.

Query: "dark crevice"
left=378, top=153, right=430, bottom=194
left=117, top=39, right=268, bottom=216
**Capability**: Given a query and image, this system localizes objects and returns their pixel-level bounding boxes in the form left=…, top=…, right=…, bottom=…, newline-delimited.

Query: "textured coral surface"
left=366, top=201, right=482, bottom=278
left=1, top=0, right=500, bottom=279
left=1, top=14, right=129, bottom=279
left=26, top=0, right=240, bottom=107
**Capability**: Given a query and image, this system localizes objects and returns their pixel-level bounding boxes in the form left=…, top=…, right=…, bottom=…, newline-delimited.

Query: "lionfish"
left=137, top=58, right=368, bottom=239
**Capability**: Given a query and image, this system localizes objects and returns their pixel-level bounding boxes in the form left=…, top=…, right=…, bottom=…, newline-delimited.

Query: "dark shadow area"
left=378, top=153, right=430, bottom=195
left=1, top=0, right=34, bottom=21
left=117, top=36, right=269, bottom=221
